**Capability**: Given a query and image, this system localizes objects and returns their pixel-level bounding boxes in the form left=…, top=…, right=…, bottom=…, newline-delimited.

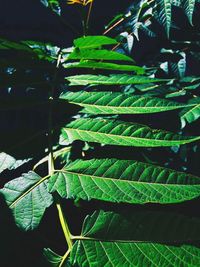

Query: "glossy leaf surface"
left=62, top=118, right=200, bottom=147
left=0, top=172, right=53, bottom=230
left=49, top=158, right=200, bottom=204
left=70, top=210, right=200, bottom=267
left=66, top=74, right=168, bottom=86
left=61, top=91, right=193, bottom=114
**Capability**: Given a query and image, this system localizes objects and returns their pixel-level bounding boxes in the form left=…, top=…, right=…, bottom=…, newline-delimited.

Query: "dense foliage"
left=1, top=0, right=200, bottom=266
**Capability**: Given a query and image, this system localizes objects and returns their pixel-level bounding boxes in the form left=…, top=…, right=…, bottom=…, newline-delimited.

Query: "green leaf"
left=156, top=0, right=172, bottom=37
left=22, top=40, right=59, bottom=62
left=49, top=158, right=200, bottom=204
left=44, top=248, right=70, bottom=267
left=60, top=91, right=193, bottom=114
left=183, top=0, right=196, bottom=25
left=62, top=118, right=200, bottom=147
left=70, top=210, right=200, bottom=266
left=0, top=172, right=53, bottom=230
left=68, top=49, right=134, bottom=62
left=80, top=210, right=200, bottom=242
left=63, top=61, right=145, bottom=74
left=40, top=0, right=61, bottom=15
left=180, top=97, right=200, bottom=128
left=0, top=153, right=30, bottom=174
left=65, top=74, right=168, bottom=86
left=73, top=36, right=118, bottom=49
left=0, top=38, right=33, bottom=52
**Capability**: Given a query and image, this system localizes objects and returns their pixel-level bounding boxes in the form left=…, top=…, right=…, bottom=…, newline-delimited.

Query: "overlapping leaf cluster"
left=0, top=1, right=200, bottom=266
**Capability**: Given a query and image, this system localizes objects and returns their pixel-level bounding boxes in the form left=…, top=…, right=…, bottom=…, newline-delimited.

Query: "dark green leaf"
left=44, top=248, right=70, bottom=267
left=61, top=91, right=193, bottom=114
left=180, top=97, right=200, bottom=128
left=70, top=210, right=200, bottom=267
left=156, top=0, right=172, bottom=37
left=62, top=118, right=200, bottom=147
left=49, top=158, right=200, bottom=204
left=65, top=74, right=169, bottom=86
left=0, top=172, right=53, bottom=230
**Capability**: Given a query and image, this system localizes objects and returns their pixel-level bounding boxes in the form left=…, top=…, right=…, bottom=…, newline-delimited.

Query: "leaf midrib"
left=9, top=175, right=50, bottom=208
left=56, top=169, right=200, bottom=186
left=64, top=127, right=200, bottom=144
left=68, top=101, right=192, bottom=110
left=182, top=103, right=200, bottom=118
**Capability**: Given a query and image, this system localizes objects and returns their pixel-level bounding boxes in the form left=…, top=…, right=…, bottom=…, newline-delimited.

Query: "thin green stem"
left=56, top=201, right=73, bottom=250
left=47, top=52, right=73, bottom=254
left=59, top=249, right=71, bottom=267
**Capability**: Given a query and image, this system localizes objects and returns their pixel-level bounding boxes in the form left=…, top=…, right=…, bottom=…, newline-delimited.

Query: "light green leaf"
left=180, top=97, right=200, bottom=128
left=62, top=118, right=200, bottom=147
left=68, top=49, right=134, bottom=62
left=63, top=61, right=145, bottom=74
left=60, top=91, right=193, bottom=114
left=40, top=0, right=61, bottom=15
left=65, top=74, right=168, bottom=86
left=49, top=158, right=200, bottom=204
left=156, top=0, right=172, bottom=37
left=0, top=172, right=53, bottom=230
left=70, top=210, right=200, bottom=266
left=0, top=152, right=31, bottom=174
left=73, top=36, right=118, bottom=49
left=183, top=0, right=196, bottom=25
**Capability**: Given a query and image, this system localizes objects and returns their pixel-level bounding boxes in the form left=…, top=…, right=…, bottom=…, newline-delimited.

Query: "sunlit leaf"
left=73, top=36, right=118, bottom=49
left=65, top=74, right=168, bottom=86
left=49, top=158, right=200, bottom=204
left=68, top=49, right=134, bottom=62
left=62, top=118, right=200, bottom=147
left=61, top=91, right=193, bottom=114
left=63, top=61, right=145, bottom=74
left=0, top=172, right=53, bottom=230
left=70, top=210, right=200, bottom=266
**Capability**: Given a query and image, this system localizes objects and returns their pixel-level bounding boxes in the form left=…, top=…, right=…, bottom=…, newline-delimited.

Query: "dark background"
left=0, top=1, right=200, bottom=267
left=0, top=2, right=136, bottom=267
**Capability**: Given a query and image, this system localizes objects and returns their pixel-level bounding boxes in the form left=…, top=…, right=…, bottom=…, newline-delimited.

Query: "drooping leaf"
left=22, top=40, right=60, bottom=62
left=155, top=0, right=172, bottom=37
left=49, top=158, right=200, bottom=204
left=180, top=97, right=200, bottom=128
left=0, top=153, right=31, bottom=174
left=0, top=172, right=53, bottom=230
left=182, top=0, right=196, bottom=25
left=60, top=91, right=193, bottom=114
left=44, top=248, right=70, bottom=267
left=80, top=210, right=200, bottom=242
left=68, top=49, right=134, bottom=62
left=0, top=38, right=33, bottom=52
left=65, top=74, right=168, bottom=86
left=70, top=210, right=200, bottom=266
left=62, top=118, right=200, bottom=147
left=40, top=0, right=61, bottom=15
left=73, top=36, right=118, bottom=49
left=63, top=61, right=145, bottom=74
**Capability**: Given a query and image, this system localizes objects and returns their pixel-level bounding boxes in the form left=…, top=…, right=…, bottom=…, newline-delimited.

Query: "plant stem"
left=103, top=17, right=124, bottom=35
left=56, top=201, right=73, bottom=250
left=86, top=1, right=93, bottom=30
left=47, top=52, right=73, bottom=256
left=59, top=249, right=71, bottom=267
